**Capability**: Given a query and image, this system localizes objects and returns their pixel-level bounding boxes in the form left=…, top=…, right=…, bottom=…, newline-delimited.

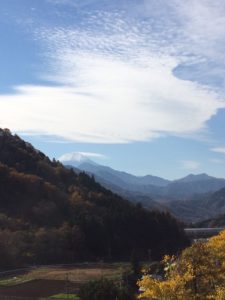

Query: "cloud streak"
left=211, top=147, right=225, bottom=154
left=181, top=160, right=200, bottom=170
left=0, top=1, right=225, bottom=143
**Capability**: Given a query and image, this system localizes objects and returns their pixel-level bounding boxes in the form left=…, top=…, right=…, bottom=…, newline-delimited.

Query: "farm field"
left=0, top=279, right=78, bottom=298
left=0, top=263, right=129, bottom=299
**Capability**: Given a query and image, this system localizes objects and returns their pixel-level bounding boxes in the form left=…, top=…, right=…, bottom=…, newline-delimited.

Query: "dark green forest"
left=0, top=128, right=189, bottom=268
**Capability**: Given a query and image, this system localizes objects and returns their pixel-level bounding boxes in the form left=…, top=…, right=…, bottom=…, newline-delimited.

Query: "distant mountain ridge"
left=196, top=212, right=225, bottom=228
left=59, top=152, right=98, bottom=168
left=78, top=161, right=170, bottom=188
left=166, top=186, right=225, bottom=223
left=60, top=154, right=225, bottom=222
left=162, top=176, right=225, bottom=201
left=0, top=128, right=189, bottom=267
left=60, top=155, right=225, bottom=202
left=174, top=173, right=214, bottom=183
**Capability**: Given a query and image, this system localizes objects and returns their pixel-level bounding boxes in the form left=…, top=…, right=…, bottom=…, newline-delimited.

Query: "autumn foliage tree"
left=138, top=230, right=225, bottom=299
left=0, top=128, right=189, bottom=268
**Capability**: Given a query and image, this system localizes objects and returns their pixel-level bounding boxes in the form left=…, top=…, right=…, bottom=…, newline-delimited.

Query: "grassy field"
left=0, top=262, right=130, bottom=286
left=50, top=293, right=80, bottom=299
left=0, top=263, right=131, bottom=299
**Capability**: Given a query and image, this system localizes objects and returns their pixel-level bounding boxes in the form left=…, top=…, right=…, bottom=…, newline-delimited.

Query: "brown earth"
left=24, top=265, right=124, bottom=282
left=0, top=263, right=128, bottom=299
left=0, top=279, right=79, bottom=298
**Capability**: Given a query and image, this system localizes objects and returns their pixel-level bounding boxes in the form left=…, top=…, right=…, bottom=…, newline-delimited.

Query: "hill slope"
left=59, top=156, right=225, bottom=223
left=61, top=155, right=225, bottom=203
left=196, top=213, right=225, bottom=227
left=0, top=129, right=188, bottom=268
left=166, top=186, right=225, bottom=223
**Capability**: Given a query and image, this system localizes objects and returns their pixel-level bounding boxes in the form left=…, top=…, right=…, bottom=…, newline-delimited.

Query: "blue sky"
left=1, top=0, right=225, bottom=179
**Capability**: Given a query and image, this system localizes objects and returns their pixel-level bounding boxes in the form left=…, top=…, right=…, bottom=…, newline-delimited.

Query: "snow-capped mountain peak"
left=58, top=152, right=99, bottom=167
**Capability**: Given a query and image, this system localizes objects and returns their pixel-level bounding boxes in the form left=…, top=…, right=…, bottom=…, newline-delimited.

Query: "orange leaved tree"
left=138, top=230, right=225, bottom=299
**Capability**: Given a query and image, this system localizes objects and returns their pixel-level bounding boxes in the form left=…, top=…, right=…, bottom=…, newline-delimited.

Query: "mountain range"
left=60, top=153, right=225, bottom=223
left=0, top=128, right=188, bottom=268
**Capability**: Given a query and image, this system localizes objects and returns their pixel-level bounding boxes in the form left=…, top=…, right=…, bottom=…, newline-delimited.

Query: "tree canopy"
left=138, top=230, right=225, bottom=299
left=0, top=128, right=189, bottom=268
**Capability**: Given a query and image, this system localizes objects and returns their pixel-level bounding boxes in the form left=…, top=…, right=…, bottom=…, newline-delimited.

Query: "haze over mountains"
left=59, top=153, right=225, bottom=200
left=60, top=153, right=225, bottom=222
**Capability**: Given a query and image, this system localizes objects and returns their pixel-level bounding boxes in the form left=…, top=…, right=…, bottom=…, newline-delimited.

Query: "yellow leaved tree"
left=138, top=230, right=225, bottom=300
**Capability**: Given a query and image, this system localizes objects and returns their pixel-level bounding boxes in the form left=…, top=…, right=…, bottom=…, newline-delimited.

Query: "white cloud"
left=210, top=158, right=225, bottom=164
left=211, top=147, right=225, bottom=154
left=0, top=56, right=222, bottom=143
left=172, top=0, right=225, bottom=61
left=58, top=151, right=106, bottom=162
left=47, top=0, right=73, bottom=4
left=46, top=0, right=96, bottom=8
left=0, top=3, right=225, bottom=143
left=181, top=160, right=200, bottom=170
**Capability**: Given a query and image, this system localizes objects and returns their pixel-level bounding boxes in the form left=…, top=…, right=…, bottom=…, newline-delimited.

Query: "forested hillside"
left=69, top=159, right=225, bottom=203
left=196, top=211, right=225, bottom=227
left=166, top=185, right=225, bottom=223
left=0, top=128, right=189, bottom=268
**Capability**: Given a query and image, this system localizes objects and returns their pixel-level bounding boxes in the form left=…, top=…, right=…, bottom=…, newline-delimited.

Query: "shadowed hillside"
left=0, top=128, right=189, bottom=268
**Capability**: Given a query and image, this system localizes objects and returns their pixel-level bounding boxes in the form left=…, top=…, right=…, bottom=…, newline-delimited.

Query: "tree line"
left=0, top=129, right=189, bottom=268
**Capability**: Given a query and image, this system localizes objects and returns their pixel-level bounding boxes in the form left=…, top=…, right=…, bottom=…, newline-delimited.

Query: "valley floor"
left=0, top=263, right=129, bottom=299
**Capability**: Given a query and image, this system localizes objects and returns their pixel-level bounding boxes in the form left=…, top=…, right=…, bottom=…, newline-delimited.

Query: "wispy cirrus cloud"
left=181, top=160, right=200, bottom=171
left=46, top=0, right=96, bottom=7
left=211, top=147, right=225, bottom=154
left=173, top=0, right=225, bottom=59
left=169, top=0, right=225, bottom=89
left=210, top=158, right=225, bottom=164
left=0, top=1, right=225, bottom=143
